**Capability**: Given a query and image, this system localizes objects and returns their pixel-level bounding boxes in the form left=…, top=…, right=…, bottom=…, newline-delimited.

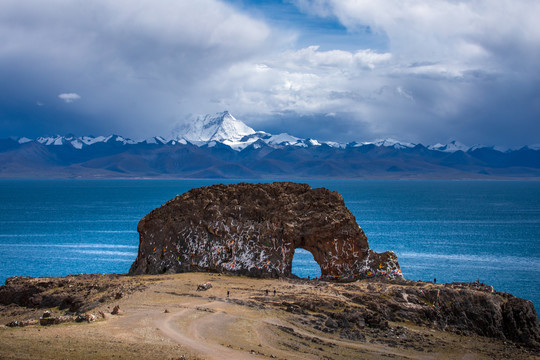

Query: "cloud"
left=200, top=44, right=442, bottom=141
left=58, top=93, right=81, bottom=103
left=179, top=0, right=539, bottom=145
left=0, top=0, right=538, bottom=146
left=204, top=45, right=393, bottom=112
left=293, top=0, right=540, bottom=61
left=216, top=0, right=539, bottom=145
left=0, top=0, right=275, bottom=137
left=261, top=0, right=540, bottom=144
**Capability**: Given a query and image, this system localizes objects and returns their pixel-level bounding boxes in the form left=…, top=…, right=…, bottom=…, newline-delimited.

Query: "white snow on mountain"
left=291, top=138, right=323, bottom=148
left=175, top=111, right=256, bottom=144
left=70, top=139, right=83, bottom=149
left=81, top=136, right=107, bottom=145
left=428, top=140, right=469, bottom=152
left=323, top=141, right=347, bottom=149
left=17, top=137, right=32, bottom=144
left=143, top=136, right=168, bottom=145
left=265, top=133, right=301, bottom=146
left=306, top=139, right=321, bottom=146
left=37, top=136, right=58, bottom=146
left=370, top=138, right=416, bottom=149
left=33, top=134, right=138, bottom=148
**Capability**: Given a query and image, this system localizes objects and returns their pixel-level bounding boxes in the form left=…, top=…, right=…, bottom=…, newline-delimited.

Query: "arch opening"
left=291, top=248, right=322, bottom=279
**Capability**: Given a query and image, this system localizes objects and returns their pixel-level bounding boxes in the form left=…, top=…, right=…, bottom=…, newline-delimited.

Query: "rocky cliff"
left=129, top=182, right=401, bottom=278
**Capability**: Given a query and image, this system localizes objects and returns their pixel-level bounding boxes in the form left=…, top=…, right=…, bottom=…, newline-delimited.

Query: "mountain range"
left=1, top=111, right=539, bottom=179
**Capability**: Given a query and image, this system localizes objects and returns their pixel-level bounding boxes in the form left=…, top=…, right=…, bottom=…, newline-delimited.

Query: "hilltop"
left=0, top=273, right=539, bottom=359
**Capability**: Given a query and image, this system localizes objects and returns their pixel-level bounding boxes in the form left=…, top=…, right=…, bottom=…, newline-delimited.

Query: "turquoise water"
left=1, top=180, right=539, bottom=311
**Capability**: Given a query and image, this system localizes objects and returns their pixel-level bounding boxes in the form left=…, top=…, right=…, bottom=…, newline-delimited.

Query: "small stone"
left=325, top=318, right=338, bottom=329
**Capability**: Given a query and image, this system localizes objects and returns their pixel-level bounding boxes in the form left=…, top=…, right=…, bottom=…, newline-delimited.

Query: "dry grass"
left=0, top=273, right=537, bottom=359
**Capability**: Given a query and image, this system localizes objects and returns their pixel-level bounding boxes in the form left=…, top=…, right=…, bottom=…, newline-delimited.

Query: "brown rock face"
left=129, top=182, right=401, bottom=278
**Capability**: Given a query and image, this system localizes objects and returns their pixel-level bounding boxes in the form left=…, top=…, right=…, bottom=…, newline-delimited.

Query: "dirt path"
left=149, top=296, right=420, bottom=360
left=107, top=276, right=477, bottom=360
left=156, top=306, right=260, bottom=360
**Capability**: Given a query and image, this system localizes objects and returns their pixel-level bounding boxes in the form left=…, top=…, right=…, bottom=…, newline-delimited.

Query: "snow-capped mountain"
left=428, top=140, right=469, bottom=153
left=8, top=112, right=536, bottom=154
left=172, top=111, right=329, bottom=150
left=34, top=134, right=137, bottom=149
left=2, top=111, right=539, bottom=179
left=172, top=112, right=419, bottom=151
left=365, top=139, right=417, bottom=149
left=174, top=111, right=258, bottom=147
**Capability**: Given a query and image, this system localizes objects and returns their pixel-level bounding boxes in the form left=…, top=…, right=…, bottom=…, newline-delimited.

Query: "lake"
left=1, top=179, right=539, bottom=310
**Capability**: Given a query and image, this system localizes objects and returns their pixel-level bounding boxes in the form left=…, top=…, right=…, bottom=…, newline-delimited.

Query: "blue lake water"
left=1, top=180, right=539, bottom=311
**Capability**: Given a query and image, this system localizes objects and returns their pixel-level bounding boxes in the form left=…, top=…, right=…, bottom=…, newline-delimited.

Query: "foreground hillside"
left=0, top=273, right=539, bottom=359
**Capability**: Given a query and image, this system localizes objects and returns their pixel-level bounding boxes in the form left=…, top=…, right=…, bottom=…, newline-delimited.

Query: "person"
left=434, top=277, right=437, bottom=284
left=227, top=290, right=230, bottom=298
left=265, top=289, right=269, bottom=296
left=273, top=289, right=276, bottom=296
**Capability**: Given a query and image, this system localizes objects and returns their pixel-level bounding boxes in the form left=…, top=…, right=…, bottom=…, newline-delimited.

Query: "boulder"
left=196, top=282, right=212, bottom=291
left=76, top=314, right=96, bottom=322
left=111, top=305, right=122, bottom=315
left=39, top=315, right=74, bottom=326
left=5, top=319, right=38, bottom=327
left=129, top=182, right=400, bottom=278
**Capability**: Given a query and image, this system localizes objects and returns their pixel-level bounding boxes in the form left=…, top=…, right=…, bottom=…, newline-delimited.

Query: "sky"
left=0, top=0, right=539, bottom=146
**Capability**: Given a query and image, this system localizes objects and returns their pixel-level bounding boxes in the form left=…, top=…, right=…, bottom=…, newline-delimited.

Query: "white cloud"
left=58, top=93, right=81, bottom=103
left=203, top=45, right=393, bottom=115
left=294, top=0, right=540, bottom=72
left=283, top=45, right=391, bottom=70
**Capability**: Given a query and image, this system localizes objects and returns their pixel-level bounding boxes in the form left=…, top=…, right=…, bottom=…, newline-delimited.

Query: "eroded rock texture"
left=129, top=182, right=401, bottom=278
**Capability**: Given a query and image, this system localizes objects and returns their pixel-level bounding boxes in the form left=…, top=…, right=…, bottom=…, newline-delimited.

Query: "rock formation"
left=129, top=182, right=401, bottom=278
left=277, top=279, right=540, bottom=349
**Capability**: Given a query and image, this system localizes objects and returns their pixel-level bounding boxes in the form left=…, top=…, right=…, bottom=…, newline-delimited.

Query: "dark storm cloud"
left=1, top=0, right=539, bottom=147
left=0, top=0, right=274, bottom=138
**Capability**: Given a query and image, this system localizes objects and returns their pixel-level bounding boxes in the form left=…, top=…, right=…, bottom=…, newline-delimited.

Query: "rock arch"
left=129, top=182, right=401, bottom=278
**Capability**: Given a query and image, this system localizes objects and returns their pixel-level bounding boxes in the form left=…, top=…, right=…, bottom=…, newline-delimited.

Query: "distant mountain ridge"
left=11, top=111, right=539, bottom=153
left=1, top=111, right=540, bottom=179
